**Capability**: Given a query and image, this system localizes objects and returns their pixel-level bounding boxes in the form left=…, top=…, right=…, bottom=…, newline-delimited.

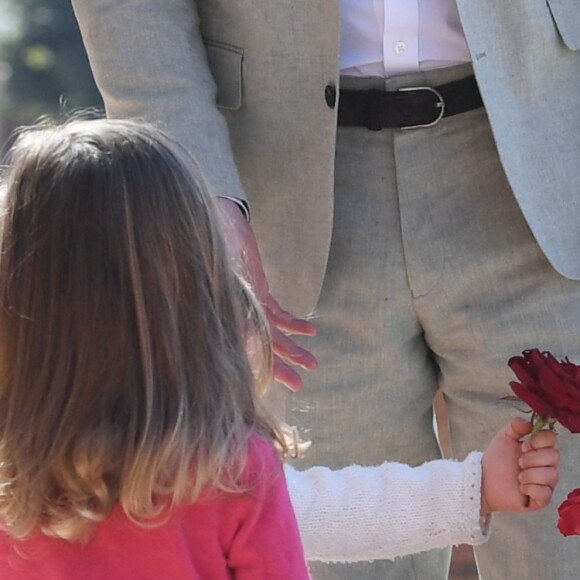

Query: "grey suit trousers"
left=286, top=65, right=580, bottom=580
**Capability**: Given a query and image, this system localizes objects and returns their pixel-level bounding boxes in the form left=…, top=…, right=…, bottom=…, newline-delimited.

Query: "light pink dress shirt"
left=341, top=0, right=471, bottom=77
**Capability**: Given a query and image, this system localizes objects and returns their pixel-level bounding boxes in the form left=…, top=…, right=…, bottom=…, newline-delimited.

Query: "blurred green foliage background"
left=0, top=0, right=102, bottom=150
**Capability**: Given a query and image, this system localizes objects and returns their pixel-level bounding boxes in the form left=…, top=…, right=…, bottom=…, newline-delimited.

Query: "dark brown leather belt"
left=337, top=75, right=484, bottom=131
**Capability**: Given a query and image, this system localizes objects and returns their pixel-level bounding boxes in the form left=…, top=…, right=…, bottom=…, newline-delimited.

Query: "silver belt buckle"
left=398, top=86, right=445, bottom=130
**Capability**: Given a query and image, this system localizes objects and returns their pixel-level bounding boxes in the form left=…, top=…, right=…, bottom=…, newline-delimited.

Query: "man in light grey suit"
left=72, top=1, right=580, bottom=578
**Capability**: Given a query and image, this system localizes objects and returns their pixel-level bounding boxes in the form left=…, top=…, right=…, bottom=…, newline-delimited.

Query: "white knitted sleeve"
left=284, top=452, right=490, bottom=563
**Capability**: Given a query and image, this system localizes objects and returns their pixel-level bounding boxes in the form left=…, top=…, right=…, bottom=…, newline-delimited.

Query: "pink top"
left=0, top=436, right=309, bottom=580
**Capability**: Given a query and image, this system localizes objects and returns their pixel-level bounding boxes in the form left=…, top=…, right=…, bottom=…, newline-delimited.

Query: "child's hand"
left=481, top=417, right=559, bottom=516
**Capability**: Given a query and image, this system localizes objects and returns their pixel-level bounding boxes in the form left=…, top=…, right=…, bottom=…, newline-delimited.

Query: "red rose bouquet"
left=508, top=349, right=580, bottom=537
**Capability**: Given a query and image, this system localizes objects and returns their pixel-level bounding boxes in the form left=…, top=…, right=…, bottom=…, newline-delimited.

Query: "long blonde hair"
left=0, top=118, right=282, bottom=542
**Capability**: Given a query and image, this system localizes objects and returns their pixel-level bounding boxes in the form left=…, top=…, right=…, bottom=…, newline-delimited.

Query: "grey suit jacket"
left=72, top=0, right=580, bottom=315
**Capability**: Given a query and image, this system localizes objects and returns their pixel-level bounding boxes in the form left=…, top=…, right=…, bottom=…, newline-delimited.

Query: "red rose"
left=508, top=349, right=580, bottom=433
left=558, top=488, right=580, bottom=536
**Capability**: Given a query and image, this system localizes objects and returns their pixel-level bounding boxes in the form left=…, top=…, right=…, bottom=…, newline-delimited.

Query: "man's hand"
left=481, top=418, right=560, bottom=515
left=214, top=197, right=317, bottom=391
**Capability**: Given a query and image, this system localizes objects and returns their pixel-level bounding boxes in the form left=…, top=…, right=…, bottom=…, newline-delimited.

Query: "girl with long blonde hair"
left=0, top=118, right=309, bottom=578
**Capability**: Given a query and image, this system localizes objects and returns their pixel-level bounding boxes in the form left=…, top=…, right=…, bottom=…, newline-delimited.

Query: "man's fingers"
left=268, top=310, right=317, bottom=337
left=271, top=328, right=318, bottom=371
left=264, top=298, right=317, bottom=336
left=271, top=324, right=318, bottom=392
left=273, top=357, right=304, bottom=392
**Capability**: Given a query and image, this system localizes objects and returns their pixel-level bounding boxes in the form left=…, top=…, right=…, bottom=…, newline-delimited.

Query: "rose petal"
left=556, top=412, right=580, bottom=434
left=554, top=379, right=580, bottom=400
left=508, top=356, right=537, bottom=386
left=558, top=489, right=580, bottom=536
left=510, top=382, right=558, bottom=418
left=537, top=364, right=566, bottom=395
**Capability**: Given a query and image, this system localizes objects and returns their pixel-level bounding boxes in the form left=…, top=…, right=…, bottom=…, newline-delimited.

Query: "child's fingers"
left=519, top=447, right=560, bottom=470
left=521, top=484, right=555, bottom=511
left=504, top=417, right=533, bottom=442
left=518, top=466, right=559, bottom=489
left=521, top=429, right=558, bottom=453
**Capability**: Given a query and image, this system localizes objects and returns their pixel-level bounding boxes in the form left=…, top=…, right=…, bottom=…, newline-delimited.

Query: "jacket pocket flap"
left=204, top=40, right=244, bottom=110
left=547, top=0, right=580, bottom=50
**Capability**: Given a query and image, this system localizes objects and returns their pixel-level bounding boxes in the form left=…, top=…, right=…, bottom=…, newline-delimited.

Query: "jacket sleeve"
left=285, top=451, right=490, bottom=563
left=71, top=0, right=246, bottom=202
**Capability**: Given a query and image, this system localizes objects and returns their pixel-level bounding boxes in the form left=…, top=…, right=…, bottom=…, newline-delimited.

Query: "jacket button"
left=325, top=84, right=337, bottom=109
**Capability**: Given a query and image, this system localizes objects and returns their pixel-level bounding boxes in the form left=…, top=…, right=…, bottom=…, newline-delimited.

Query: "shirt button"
left=395, top=41, right=407, bottom=56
